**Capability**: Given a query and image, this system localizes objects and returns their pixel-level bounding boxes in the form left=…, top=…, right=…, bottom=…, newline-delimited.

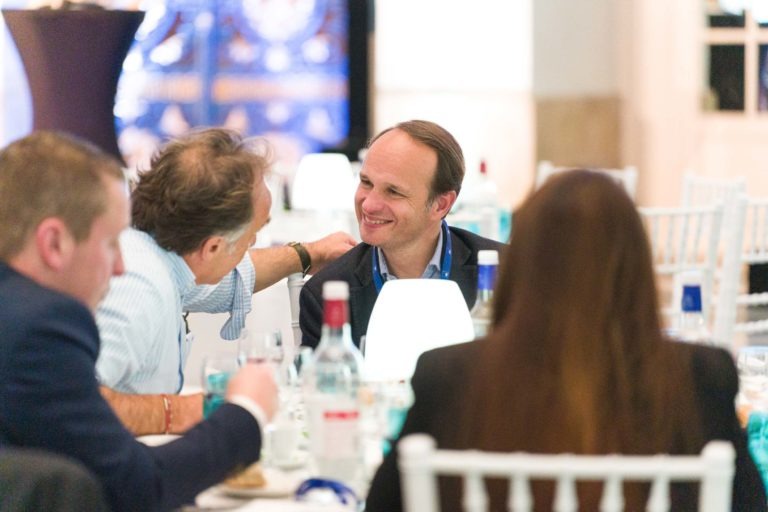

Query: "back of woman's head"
left=494, top=170, right=661, bottom=356
left=461, top=171, right=700, bottom=461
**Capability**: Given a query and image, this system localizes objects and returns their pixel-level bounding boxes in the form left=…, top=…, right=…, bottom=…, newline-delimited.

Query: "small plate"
left=219, top=468, right=299, bottom=498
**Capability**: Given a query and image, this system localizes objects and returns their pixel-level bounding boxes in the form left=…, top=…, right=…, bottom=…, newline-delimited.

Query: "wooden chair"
left=398, top=433, right=735, bottom=512
left=536, top=161, right=639, bottom=201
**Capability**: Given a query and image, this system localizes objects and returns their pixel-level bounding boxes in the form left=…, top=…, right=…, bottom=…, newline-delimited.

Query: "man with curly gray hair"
left=96, top=128, right=355, bottom=435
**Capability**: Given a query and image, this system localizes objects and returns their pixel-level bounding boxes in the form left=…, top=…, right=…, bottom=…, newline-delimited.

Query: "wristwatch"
left=287, top=241, right=312, bottom=277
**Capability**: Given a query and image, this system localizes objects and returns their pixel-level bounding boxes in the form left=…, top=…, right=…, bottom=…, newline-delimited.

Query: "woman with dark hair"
left=365, top=170, right=765, bottom=511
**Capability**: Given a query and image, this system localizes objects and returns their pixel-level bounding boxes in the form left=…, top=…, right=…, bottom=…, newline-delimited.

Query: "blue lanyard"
left=372, top=220, right=452, bottom=293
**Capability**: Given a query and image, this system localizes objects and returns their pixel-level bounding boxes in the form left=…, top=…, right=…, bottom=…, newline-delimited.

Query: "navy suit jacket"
left=0, top=263, right=262, bottom=512
left=365, top=341, right=767, bottom=512
left=299, top=226, right=506, bottom=349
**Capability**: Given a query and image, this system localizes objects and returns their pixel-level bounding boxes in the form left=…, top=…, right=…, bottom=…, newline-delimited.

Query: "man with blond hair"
left=0, top=131, right=277, bottom=511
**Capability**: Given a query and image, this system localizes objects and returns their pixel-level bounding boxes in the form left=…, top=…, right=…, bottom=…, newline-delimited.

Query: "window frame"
left=705, top=9, right=768, bottom=116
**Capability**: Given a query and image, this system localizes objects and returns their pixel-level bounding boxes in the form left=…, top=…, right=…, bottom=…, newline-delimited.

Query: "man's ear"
left=200, top=235, right=226, bottom=262
left=35, top=218, right=75, bottom=271
left=431, top=190, right=458, bottom=219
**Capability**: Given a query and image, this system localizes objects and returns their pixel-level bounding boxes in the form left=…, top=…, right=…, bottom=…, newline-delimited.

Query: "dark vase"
left=2, top=8, right=144, bottom=162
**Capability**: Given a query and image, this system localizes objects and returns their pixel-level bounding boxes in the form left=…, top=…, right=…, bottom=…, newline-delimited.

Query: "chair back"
left=678, top=174, right=748, bottom=348
left=730, top=196, right=768, bottom=336
left=638, top=204, right=724, bottom=333
left=0, top=448, right=110, bottom=512
left=710, top=194, right=748, bottom=346
left=681, top=173, right=746, bottom=210
left=536, top=161, right=639, bottom=200
left=287, top=272, right=305, bottom=348
left=398, top=434, right=735, bottom=512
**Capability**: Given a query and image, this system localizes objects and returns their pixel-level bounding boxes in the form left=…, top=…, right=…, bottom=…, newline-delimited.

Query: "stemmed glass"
left=238, top=329, right=283, bottom=365
left=238, top=329, right=302, bottom=467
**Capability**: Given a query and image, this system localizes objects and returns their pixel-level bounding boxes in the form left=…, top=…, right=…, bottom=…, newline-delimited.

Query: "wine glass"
left=239, top=329, right=298, bottom=408
left=237, top=329, right=283, bottom=365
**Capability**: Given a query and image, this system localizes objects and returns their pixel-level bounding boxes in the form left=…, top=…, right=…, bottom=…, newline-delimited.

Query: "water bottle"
left=674, top=273, right=712, bottom=344
left=304, top=281, right=364, bottom=484
left=454, top=160, right=500, bottom=240
left=474, top=160, right=500, bottom=241
left=470, top=250, right=499, bottom=338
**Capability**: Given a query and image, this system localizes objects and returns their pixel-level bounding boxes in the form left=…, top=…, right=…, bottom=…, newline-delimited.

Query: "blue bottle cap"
left=681, top=285, right=703, bottom=312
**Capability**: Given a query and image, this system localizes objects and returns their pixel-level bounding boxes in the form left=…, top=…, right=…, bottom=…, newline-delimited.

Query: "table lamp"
left=363, top=279, right=475, bottom=381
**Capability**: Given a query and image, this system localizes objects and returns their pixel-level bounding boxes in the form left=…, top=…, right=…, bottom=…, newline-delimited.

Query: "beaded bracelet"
left=161, top=394, right=172, bottom=434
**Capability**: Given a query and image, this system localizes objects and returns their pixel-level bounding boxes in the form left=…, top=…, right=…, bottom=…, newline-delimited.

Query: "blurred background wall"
left=2, top=0, right=768, bottom=210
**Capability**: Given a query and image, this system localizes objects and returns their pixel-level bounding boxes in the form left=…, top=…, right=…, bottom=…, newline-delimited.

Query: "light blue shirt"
left=377, top=227, right=444, bottom=281
left=95, top=229, right=256, bottom=394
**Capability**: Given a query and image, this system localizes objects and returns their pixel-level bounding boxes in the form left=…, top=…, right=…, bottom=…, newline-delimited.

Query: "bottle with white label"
left=304, top=281, right=364, bottom=483
left=470, top=250, right=499, bottom=338
left=473, top=160, right=500, bottom=240
left=672, top=270, right=712, bottom=344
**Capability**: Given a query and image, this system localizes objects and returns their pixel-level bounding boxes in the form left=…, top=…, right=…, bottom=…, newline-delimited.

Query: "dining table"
left=138, top=433, right=371, bottom=512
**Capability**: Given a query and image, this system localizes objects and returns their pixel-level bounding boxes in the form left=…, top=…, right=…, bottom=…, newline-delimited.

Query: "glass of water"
left=201, top=354, right=238, bottom=419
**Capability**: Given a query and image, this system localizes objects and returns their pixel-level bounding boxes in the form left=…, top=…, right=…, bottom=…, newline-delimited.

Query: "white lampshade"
left=364, top=279, right=475, bottom=381
left=291, top=153, right=356, bottom=211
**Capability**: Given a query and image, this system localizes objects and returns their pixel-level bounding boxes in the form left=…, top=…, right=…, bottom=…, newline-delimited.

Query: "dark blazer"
left=0, top=264, right=262, bottom=512
left=365, top=341, right=767, bottom=512
left=299, top=227, right=506, bottom=349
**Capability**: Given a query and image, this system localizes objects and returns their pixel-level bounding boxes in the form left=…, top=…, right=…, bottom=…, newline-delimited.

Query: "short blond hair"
left=0, top=132, right=125, bottom=260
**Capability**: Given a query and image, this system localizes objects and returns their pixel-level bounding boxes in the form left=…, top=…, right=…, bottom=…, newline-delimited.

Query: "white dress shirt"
left=95, top=229, right=256, bottom=394
left=377, top=226, right=444, bottom=281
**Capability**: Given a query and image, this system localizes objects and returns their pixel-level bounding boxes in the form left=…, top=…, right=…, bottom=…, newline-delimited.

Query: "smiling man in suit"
left=299, top=120, right=506, bottom=349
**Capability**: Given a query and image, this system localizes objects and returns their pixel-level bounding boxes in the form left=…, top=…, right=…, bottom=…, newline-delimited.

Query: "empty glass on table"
left=239, top=330, right=303, bottom=467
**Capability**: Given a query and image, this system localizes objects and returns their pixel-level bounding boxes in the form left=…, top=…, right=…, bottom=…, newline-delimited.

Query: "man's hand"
left=304, top=231, right=357, bottom=274
left=226, top=364, right=278, bottom=422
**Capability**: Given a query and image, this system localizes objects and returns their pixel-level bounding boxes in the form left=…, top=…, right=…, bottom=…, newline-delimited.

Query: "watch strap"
left=287, top=241, right=312, bottom=276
